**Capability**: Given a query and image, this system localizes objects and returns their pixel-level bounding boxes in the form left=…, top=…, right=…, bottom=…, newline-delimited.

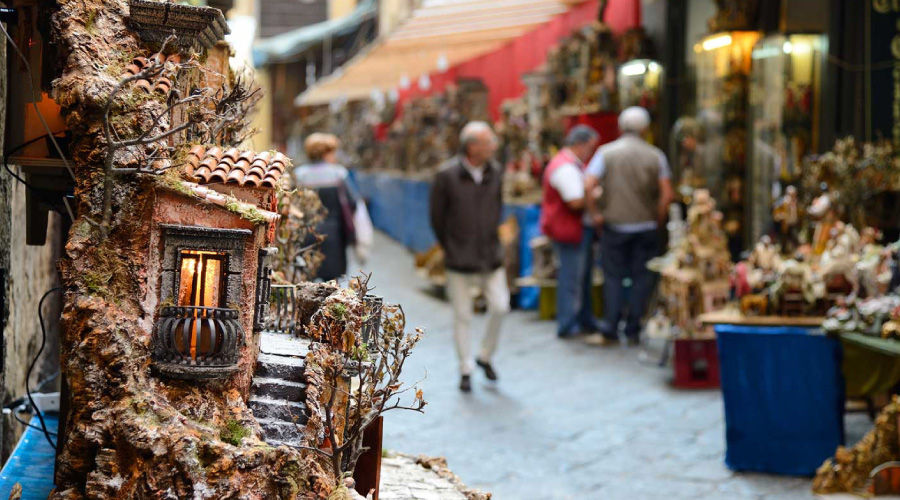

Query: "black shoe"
left=460, top=375, right=472, bottom=393
left=476, top=359, right=498, bottom=381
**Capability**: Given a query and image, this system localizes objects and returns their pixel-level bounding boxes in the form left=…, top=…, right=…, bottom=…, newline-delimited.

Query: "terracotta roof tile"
left=183, top=146, right=291, bottom=189
left=120, top=53, right=182, bottom=94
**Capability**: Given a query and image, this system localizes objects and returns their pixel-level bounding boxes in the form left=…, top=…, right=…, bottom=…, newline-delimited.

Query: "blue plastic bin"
left=715, top=325, right=844, bottom=476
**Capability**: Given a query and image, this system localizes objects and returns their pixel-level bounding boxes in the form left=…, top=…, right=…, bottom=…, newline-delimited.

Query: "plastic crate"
left=673, top=337, right=720, bottom=389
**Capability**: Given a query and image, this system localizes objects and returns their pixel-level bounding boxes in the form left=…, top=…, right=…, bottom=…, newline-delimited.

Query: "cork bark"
left=49, top=2, right=341, bottom=498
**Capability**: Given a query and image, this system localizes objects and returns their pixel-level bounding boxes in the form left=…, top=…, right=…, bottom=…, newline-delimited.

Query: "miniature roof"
left=184, top=145, right=290, bottom=189
left=178, top=180, right=281, bottom=224
left=129, top=0, right=231, bottom=51
left=120, top=53, right=182, bottom=94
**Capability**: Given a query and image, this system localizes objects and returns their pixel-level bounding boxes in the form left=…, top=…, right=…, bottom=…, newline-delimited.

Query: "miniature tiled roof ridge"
left=120, top=53, right=181, bottom=94
left=184, top=145, right=292, bottom=189
left=129, top=0, right=230, bottom=51
left=178, top=180, right=281, bottom=224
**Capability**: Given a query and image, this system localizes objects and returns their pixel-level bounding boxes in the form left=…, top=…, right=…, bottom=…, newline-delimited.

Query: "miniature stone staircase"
left=250, top=331, right=312, bottom=447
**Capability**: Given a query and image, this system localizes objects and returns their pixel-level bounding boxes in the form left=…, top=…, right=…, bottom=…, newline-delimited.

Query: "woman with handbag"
left=292, top=133, right=360, bottom=282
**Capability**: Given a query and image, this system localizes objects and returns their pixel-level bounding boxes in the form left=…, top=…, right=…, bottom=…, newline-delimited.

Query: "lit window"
left=178, top=250, right=227, bottom=308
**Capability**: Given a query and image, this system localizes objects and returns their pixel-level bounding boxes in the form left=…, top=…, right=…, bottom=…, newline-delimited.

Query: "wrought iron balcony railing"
left=265, top=285, right=301, bottom=336
left=152, top=306, right=244, bottom=379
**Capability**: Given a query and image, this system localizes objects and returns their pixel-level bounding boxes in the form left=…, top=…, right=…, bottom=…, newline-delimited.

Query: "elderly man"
left=585, top=107, right=674, bottom=346
left=540, top=125, right=601, bottom=338
left=430, top=121, right=509, bottom=393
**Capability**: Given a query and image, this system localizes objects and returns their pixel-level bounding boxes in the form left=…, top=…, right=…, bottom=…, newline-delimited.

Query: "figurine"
left=808, top=190, right=838, bottom=256
left=772, top=185, right=801, bottom=254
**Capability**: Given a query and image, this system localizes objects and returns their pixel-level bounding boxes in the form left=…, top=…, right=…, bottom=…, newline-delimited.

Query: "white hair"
left=459, top=121, right=494, bottom=152
left=618, top=106, right=651, bottom=134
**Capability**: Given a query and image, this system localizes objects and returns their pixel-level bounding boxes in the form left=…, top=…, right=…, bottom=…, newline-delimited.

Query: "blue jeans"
left=554, top=227, right=599, bottom=336
left=599, top=227, right=659, bottom=339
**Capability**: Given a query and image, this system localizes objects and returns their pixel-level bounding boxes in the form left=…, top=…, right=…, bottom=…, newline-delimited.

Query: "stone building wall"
left=0, top=34, right=65, bottom=464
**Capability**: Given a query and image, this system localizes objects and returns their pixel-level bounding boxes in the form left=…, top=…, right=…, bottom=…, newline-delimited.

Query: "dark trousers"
left=553, top=227, right=599, bottom=337
left=599, top=227, right=659, bottom=339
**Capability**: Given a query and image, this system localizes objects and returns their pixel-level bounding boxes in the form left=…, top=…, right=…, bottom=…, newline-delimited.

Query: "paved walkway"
left=362, top=233, right=870, bottom=500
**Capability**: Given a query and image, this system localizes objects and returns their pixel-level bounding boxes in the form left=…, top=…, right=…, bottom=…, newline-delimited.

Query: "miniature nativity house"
left=147, top=146, right=286, bottom=380
left=44, top=2, right=410, bottom=498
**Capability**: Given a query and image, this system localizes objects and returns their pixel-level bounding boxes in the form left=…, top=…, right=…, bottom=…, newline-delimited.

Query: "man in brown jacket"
left=584, top=107, right=674, bottom=346
left=430, top=121, right=509, bottom=393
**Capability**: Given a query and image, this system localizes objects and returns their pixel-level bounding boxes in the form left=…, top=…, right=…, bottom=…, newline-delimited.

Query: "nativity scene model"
left=30, top=1, right=425, bottom=499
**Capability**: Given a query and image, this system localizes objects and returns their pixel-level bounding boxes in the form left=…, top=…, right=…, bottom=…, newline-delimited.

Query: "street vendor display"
left=650, top=189, right=732, bottom=337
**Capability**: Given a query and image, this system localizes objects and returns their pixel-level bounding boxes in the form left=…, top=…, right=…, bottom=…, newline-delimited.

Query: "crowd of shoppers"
left=294, top=106, right=670, bottom=394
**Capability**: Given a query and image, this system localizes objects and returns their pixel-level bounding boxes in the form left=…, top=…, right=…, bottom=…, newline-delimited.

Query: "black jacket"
left=430, top=156, right=504, bottom=273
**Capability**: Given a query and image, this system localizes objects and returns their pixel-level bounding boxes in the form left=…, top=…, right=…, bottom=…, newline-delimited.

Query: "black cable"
left=12, top=405, right=57, bottom=436
left=28, top=286, right=62, bottom=450
left=2, top=133, right=70, bottom=216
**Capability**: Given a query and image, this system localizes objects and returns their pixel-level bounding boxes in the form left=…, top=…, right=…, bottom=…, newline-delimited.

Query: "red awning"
left=298, top=0, right=641, bottom=120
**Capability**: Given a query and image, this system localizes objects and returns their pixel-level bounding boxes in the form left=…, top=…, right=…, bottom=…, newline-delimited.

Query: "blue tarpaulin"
left=715, top=325, right=844, bottom=476
left=352, top=171, right=541, bottom=309
left=0, top=415, right=58, bottom=499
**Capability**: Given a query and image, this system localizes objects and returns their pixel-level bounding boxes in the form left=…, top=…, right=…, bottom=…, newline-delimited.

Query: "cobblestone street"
left=362, top=233, right=871, bottom=500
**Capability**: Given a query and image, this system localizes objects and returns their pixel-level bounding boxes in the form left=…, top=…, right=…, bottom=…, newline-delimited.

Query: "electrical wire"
left=12, top=405, right=57, bottom=436
left=0, top=19, right=75, bottom=182
left=0, top=17, right=77, bottom=223
left=2, top=133, right=71, bottom=217
left=28, top=286, right=62, bottom=450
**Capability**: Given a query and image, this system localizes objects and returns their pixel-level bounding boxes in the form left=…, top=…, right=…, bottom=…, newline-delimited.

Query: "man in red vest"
left=540, top=125, right=601, bottom=338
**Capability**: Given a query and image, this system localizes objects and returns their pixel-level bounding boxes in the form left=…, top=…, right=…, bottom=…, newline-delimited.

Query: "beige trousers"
left=446, top=267, right=510, bottom=376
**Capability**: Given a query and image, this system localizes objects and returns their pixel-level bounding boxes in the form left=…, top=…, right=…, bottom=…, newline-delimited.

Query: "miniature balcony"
left=152, top=306, right=244, bottom=379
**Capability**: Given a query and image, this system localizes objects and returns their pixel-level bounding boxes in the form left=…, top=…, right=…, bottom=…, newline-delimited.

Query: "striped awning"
left=297, top=0, right=586, bottom=106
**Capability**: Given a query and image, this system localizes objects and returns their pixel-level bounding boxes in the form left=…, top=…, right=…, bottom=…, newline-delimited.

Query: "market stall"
left=653, top=135, right=900, bottom=480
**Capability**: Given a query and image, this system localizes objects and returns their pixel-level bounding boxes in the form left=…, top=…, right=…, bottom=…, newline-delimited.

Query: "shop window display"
left=692, top=31, right=760, bottom=256
left=618, top=59, right=663, bottom=144
left=747, top=34, right=826, bottom=244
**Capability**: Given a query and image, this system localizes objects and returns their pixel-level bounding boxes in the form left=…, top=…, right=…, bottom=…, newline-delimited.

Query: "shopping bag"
left=354, top=200, right=374, bottom=263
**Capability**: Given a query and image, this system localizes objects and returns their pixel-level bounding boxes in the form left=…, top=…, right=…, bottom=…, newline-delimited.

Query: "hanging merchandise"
left=694, top=31, right=760, bottom=256
left=747, top=34, right=826, bottom=244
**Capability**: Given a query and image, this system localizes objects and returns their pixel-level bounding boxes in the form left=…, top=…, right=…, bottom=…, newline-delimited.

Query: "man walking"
left=540, top=125, right=601, bottom=338
left=585, top=107, right=674, bottom=345
left=430, top=121, right=509, bottom=392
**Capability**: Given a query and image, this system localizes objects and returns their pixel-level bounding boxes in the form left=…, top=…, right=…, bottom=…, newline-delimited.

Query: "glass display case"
left=618, top=59, right=663, bottom=145
left=747, top=34, right=826, bottom=243
left=692, top=31, right=760, bottom=256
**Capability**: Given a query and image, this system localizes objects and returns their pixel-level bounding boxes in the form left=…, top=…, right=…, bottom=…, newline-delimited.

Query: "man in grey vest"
left=583, top=107, right=674, bottom=346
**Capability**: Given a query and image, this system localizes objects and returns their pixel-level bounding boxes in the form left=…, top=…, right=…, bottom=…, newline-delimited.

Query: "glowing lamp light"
left=783, top=40, right=793, bottom=54
left=648, top=61, right=660, bottom=73
left=418, top=74, right=432, bottom=91
left=791, top=41, right=812, bottom=55
left=436, top=53, right=449, bottom=73
left=702, top=34, right=733, bottom=52
left=621, top=62, right=647, bottom=76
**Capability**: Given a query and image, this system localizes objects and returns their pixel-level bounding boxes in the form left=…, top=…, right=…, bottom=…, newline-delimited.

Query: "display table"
left=0, top=415, right=57, bottom=499
left=838, top=333, right=900, bottom=399
left=699, top=311, right=826, bottom=328
left=714, top=324, right=843, bottom=476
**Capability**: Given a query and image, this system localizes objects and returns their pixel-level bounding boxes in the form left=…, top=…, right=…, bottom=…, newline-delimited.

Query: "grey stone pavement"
left=360, top=233, right=872, bottom=500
